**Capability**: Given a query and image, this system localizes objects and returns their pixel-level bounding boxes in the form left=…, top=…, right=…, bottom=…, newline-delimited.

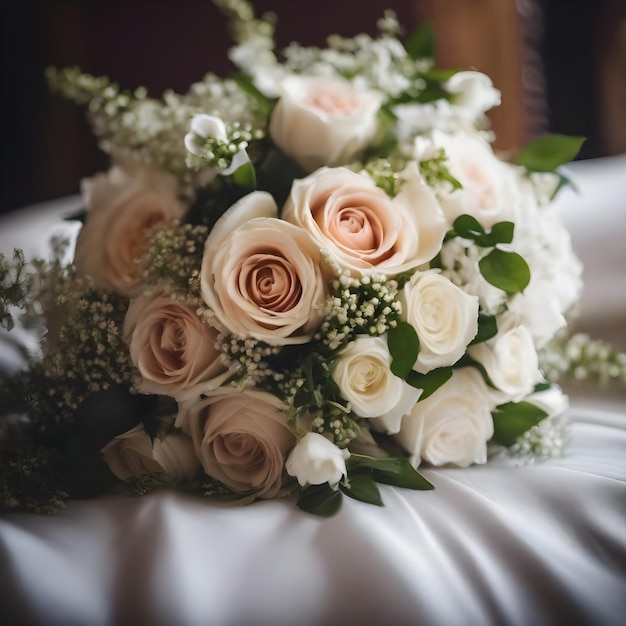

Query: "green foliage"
left=405, top=22, right=435, bottom=59
left=491, top=401, right=548, bottom=447
left=451, top=215, right=514, bottom=248
left=518, top=134, right=586, bottom=173
left=470, top=313, right=498, bottom=346
left=297, top=483, right=343, bottom=517
left=340, top=474, right=383, bottom=506
left=479, top=248, right=530, bottom=294
left=297, top=454, right=434, bottom=516
left=418, top=149, right=463, bottom=191
left=347, top=454, right=434, bottom=490
left=388, top=320, right=420, bottom=378
left=407, top=366, right=453, bottom=401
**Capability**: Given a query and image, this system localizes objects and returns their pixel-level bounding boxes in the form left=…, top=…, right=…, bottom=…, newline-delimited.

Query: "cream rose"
left=285, top=433, right=350, bottom=487
left=401, top=270, right=479, bottom=373
left=152, top=431, right=200, bottom=482
left=181, top=387, right=296, bottom=498
left=469, top=323, right=541, bottom=403
left=123, top=294, right=230, bottom=399
left=282, top=165, right=447, bottom=277
left=395, top=367, right=495, bottom=467
left=101, top=424, right=163, bottom=480
left=269, top=75, right=382, bottom=171
left=200, top=191, right=326, bottom=344
left=332, top=336, right=422, bottom=434
left=74, top=166, right=185, bottom=295
left=424, top=132, right=520, bottom=228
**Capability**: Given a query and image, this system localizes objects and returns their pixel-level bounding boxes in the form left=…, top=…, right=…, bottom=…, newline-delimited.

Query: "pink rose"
left=269, top=75, right=382, bottom=171
left=123, top=294, right=230, bottom=399
left=180, top=388, right=296, bottom=498
left=282, top=165, right=447, bottom=276
left=200, top=191, right=327, bottom=344
left=74, top=166, right=185, bottom=295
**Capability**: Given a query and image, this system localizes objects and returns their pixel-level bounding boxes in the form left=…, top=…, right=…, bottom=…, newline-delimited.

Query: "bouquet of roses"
left=3, top=0, right=621, bottom=516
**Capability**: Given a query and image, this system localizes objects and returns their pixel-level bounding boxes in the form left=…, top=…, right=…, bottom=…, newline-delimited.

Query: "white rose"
left=74, top=166, right=184, bottom=295
left=445, top=71, right=501, bottom=121
left=152, top=431, right=200, bottom=482
left=332, top=336, right=422, bottom=434
left=101, top=424, right=163, bottom=480
left=426, top=131, right=520, bottom=228
left=395, top=367, right=495, bottom=467
left=469, top=323, right=541, bottom=403
left=282, top=164, right=446, bottom=277
left=506, top=281, right=567, bottom=350
left=285, top=433, right=350, bottom=487
left=200, top=191, right=327, bottom=344
left=526, top=385, right=569, bottom=418
left=269, top=75, right=382, bottom=171
left=123, top=294, right=230, bottom=399
left=401, top=270, right=479, bottom=373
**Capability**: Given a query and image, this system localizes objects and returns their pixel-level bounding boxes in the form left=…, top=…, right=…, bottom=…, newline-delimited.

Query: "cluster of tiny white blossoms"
left=46, top=67, right=268, bottom=198
left=540, top=332, right=626, bottom=387
left=320, top=274, right=402, bottom=351
left=141, top=220, right=209, bottom=303
left=39, top=274, right=133, bottom=422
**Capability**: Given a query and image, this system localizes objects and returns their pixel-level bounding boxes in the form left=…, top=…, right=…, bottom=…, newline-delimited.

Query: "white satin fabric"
left=1, top=156, right=625, bottom=626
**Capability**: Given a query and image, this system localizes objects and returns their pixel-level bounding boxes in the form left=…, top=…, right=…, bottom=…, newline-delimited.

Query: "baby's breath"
left=142, top=220, right=209, bottom=302
left=320, top=273, right=402, bottom=351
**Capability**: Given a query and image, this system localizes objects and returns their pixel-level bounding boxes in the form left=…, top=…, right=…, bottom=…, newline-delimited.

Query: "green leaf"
left=518, top=134, right=586, bottom=172
left=347, top=455, right=434, bottom=491
left=340, top=474, right=383, bottom=506
left=452, top=216, right=514, bottom=247
left=407, top=366, right=453, bottom=401
left=452, top=214, right=484, bottom=240
left=405, top=22, right=435, bottom=59
left=296, top=484, right=343, bottom=517
left=479, top=249, right=530, bottom=294
left=387, top=320, right=420, bottom=379
left=492, top=401, right=549, bottom=447
left=231, top=161, right=256, bottom=189
left=470, top=312, right=498, bottom=346
left=489, top=222, right=514, bottom=245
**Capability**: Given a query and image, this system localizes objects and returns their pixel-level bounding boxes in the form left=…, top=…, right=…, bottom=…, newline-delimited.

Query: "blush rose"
left=180, top=388, right=296, bottom=498
left=269, top=75, right=382, bottom=171
left=123, top=294, right=231, bottom=399
left=74, top=166, right=185, bottom=295
left=282, top=164, right=447, bottom=277
left=200, top=191, right=327, bottom=344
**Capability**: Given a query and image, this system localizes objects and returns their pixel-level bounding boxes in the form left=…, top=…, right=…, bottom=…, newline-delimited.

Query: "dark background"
left=1, top=0, right=625, bottom=216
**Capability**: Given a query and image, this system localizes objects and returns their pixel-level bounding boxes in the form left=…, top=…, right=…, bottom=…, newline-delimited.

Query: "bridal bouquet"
left=3, top=0, right=617, bottom=516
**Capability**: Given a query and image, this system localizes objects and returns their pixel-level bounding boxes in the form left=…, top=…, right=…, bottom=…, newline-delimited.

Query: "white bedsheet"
left=1, top=156, right=625, bottom=626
